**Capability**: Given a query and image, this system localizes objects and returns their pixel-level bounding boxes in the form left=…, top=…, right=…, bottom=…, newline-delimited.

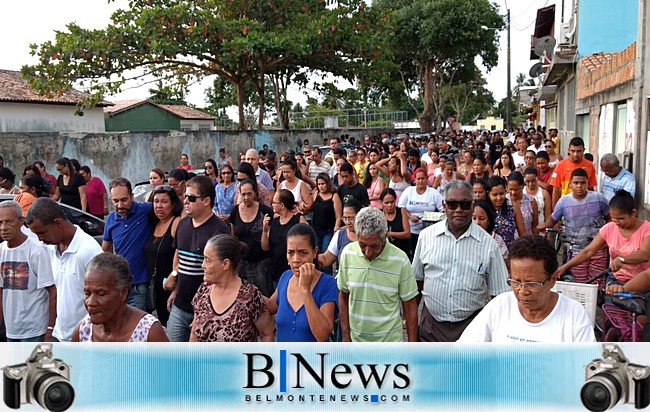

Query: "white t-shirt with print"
left=458, top=292, right=595, bottom=343
left=0, top=236, right=55, bottom=339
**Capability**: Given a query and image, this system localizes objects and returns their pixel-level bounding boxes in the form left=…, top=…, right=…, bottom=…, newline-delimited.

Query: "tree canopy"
left=22, top=0, right=389, bottom=130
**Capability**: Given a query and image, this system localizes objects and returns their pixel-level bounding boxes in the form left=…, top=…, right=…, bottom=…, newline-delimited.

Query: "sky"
left=0, top=0, right=556, bottom=116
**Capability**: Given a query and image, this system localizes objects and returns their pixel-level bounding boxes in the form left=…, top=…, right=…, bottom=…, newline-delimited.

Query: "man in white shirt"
left=0, top=201, right=56, bottom=342
left=26, top=198, right=102, bottom=342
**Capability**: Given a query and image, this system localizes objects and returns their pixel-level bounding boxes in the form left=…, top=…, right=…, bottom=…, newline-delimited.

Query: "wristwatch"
left=617, top=257, right=626, bottom=264
left=170, top=270, right=178, bottom=278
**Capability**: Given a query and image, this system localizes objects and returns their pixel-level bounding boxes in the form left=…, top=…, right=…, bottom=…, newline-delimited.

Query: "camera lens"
left=581, top=373, right=623, bottom=412
left=33, top=372, right=75, bottom=412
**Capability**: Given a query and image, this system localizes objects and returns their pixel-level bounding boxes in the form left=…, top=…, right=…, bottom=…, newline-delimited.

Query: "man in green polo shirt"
left=337, top=207, right=419, bottom=342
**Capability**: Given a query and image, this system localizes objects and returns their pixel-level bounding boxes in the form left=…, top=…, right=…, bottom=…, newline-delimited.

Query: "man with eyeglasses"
left=164, top=176, right=229, bottom=342
left=413, top=180, right=508, bottom=342
left=102, top=177, right=152, bottom=311
left=459, top=236, right=595, bottom=342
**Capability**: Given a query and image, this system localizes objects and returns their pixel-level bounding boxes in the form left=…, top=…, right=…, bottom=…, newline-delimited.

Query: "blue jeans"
left=316, top=228, right=334, bottom=254
left=127, top=283, right=148, bottom=311
left=167, top=303, right=193, bottom=342
left=7, top=335, right=45, bottom=342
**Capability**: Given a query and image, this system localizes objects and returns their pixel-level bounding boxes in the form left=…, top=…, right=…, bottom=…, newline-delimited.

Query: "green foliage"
left=22, top=0, right=389, bottom=130
left=374, top=0, right=503, bottom=131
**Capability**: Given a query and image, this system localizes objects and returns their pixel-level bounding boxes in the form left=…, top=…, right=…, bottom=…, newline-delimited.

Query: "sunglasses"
left=221, top=171, right=233, bottom=175
left=184, top=194, right=205, bottom=202
left=205, top=165, right=214, bottom=169
left=445, top=200, right=473, bottom=210
left=153, top=184, right=174, bottom=194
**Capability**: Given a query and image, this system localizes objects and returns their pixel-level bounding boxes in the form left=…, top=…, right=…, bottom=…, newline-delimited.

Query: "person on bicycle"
left=556, top=190, right=650, bottom=283
left=458, top=236, right=595, bottom=343
left=537, top=169, right=609, bottom=283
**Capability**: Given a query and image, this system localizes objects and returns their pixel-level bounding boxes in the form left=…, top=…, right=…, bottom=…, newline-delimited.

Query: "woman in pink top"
left=557, top=190, right=650, bottom=282
left=178, top=153, right=193, bottom=171
left=79, top=166, right=108, bottom=219
left=363, top=163, right=386, bottom=209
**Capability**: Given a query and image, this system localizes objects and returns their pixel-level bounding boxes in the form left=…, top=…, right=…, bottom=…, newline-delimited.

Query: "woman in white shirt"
left=398, top=168, right=443, bottom=257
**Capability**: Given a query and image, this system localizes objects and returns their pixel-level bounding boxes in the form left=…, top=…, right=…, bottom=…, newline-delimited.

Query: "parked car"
left=0, top=194, right=105, bottom=243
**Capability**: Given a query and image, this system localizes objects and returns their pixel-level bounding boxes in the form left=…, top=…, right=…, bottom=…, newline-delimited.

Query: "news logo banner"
left=1, top=343, right=632, bottom=411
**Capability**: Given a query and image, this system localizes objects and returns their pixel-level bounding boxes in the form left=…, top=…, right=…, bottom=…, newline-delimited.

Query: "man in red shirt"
left=549, top=137, right=597, bottom=208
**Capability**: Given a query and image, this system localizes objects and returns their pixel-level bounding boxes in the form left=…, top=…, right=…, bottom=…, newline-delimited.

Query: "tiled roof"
left=0, top=69, right=112, bottom=106
left=103, top=99, right=148, bottom=114
left=157, top=104, right=215, bottom=120
left=580, top=52, right=613, bottom=72
left=103, top=99, right=215, bottom=120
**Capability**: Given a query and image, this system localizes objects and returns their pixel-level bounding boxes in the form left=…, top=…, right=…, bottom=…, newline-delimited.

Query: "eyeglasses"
left=506, top=278, right=550, bottom=291
left=184, top=194, right=205, bottom=202
left=444, top=200, right=473, bottom=210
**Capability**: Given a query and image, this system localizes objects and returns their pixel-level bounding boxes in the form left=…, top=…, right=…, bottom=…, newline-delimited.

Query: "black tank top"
left=268, top=214, right=302, bottom=281
left=386, top=207, right=411, bottom=257
left=312, top=194, right=336, bottom=230
left=144, top=217, right=177, bottom=278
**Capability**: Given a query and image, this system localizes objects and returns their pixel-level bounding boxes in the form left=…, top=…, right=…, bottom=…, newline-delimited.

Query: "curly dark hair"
left=509, top=236, right=558, bottom=277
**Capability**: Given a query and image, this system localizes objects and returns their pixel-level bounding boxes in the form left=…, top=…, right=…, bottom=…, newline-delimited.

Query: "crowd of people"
left=0, top=125, right=646, bottom=343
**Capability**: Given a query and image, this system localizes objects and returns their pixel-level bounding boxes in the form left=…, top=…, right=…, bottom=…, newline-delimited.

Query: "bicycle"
left=586, top=269, right=646, bottom=342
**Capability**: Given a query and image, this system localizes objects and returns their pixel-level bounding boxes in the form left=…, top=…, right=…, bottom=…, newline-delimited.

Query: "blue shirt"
left=275, top=270, right=338, bottom=342
left=214, top=183, right=237, bottom=216
left=600, top=167, right=635, bottom=201
left=103, top=201, right=153, bottom=284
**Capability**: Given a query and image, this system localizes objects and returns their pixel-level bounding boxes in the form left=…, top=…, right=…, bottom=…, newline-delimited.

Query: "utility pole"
left=506, top=8, right=512, bottom=131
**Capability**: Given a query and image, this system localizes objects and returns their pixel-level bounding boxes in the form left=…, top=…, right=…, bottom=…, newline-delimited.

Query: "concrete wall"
left=0, top=128, right=387, bottom=187
left=578, top=0, right=637, bottom=56
left=0, top=102, right=105, bottom=132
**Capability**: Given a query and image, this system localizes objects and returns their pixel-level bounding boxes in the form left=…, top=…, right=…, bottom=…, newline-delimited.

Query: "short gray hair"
left=354, top=207, right=388, bottom=241
left=87, top=253, right=133, bottom=289
left=0, top=200, right=22, bottom=219
left=600, top=153, right=619, bottom=166
left=443, top=180, right=474, bottom=200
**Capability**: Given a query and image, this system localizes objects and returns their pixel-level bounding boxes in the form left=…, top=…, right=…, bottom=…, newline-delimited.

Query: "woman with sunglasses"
left=204, top=159, right=219, bottom=186
left=53, top=157, right=87, bottom=212
left=261, top=189, right=307, bottom=283
left=214, top=164, right=237, bottom=223
left=231, top=178, right=274, bottom=297
left=144, top=184, right=183, bottom=326
left=543, top=140, right=562, bottom=168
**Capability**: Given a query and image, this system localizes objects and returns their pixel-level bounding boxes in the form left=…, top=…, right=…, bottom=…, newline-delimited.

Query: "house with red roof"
left=104, top=99, right=215, bottom=131
left=0, top=69, right=111, bottom=132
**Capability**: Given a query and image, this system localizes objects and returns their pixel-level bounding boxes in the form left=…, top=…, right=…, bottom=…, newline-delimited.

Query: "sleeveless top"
left=494, top=201, right=518, bottom=250
left=529, top=187, right=545, bottom=228
left=78, top=313, right=159, bottom=342
left=217, top=156, right=232, bottom=170
left=312, top=194, right=336, bottom=230
left=437, top=172, right=456, bottom=194
left=508, top=193, right=536, bottom=236
left=389, top=178, right=410, bottom=202
left=280, top=179, right=305, bottom=204
left=386, top=207, right=411, bottom=256
left=268, top=214, right=302, bottom=281
left=144, top=217, right=176, bottom=279
left=368, top=178, right=383, bottom=209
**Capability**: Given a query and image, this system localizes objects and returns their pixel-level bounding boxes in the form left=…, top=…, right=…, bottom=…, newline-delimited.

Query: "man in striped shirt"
left=337, top=207, right=419, bottom=342
left=413, top=180, right=509, bottom=342
left=164, top=176, right=229, bottom=342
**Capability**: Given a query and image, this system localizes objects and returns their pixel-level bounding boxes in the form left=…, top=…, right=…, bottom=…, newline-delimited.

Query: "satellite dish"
left=529, top=62, right=544, bottom=78
left=533, top=36, right=557, bottom=57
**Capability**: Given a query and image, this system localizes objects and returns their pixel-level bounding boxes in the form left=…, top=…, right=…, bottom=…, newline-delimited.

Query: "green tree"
left=148, top=79, right=188, bottom=105
left=374, top=0, right=503, bottom=131
left=22, top=0, right=387, bottom=130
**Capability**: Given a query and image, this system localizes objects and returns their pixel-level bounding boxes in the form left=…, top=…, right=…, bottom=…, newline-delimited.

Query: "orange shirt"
left=549, top=158, right=597, bottom=196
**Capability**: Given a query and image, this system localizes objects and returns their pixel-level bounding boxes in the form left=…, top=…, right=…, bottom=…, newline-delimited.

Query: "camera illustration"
left=581, top=344, right=650, bottom=411
left=3, top=344, right=74, bottom=412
